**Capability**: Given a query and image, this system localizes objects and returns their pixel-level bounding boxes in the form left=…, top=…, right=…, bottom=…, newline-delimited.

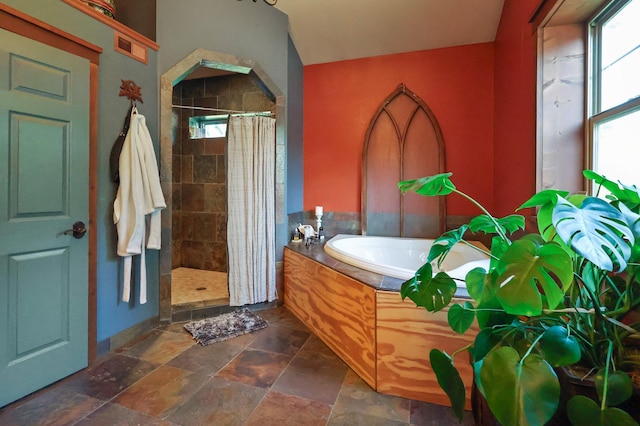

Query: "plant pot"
left=471, top=367, right=640, bottom=425
left=81, top=0, right=116, bottom=18
left=558, top=367, right=640, bottom=423
left=471, top=380, right=500, bottom=426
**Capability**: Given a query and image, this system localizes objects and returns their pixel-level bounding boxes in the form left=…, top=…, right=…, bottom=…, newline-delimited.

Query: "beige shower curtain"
left=227, top=115, right=277, bottom=306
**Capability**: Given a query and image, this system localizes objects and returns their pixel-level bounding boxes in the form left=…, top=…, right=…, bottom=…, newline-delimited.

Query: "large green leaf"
left=400, top=264, right=456, bottom=313
left=427, top=226, right=469, bottom=266
left=469, top=214, right=525, bottom=235
left=595, top=369, right=634, bottom=407
left=496, top=239, right=574, bottom=316
left=429, top=272, right=458, bottom=311
left=476, top=296, right=515, bottom=329
left=398, top=172, right=455, bottom=196
left=579, top=260, right=605, bottom=293
left=538, top=325, right=581, bottom=367
left=567, top=395, right=639, bottom=426
left=518, top=189, right=570, bottom=210
left=537, top=202, right=555, bottom=238
left=472, top=329, right=502, bottom=362
left=552, top=196, right=633, bottom=272
left=618, top=202, right=640, bottom=241
left=536, top=201, right=576, bottom=257
left=448, top=301, right=475, bottom=334
left=481, top=347, right=560, bottom=426
left=472, top=359, right=485, bottom=396
left=618, top=182, right=640, bottom=209
left=489, top=235, right=509, bottom=270
left=585, top=170, right=626, bottom=198
left=465, top=267, right=493, bottom=303
left=430, top=349, right=466, bottom=422
left=401, top=262, right=431, bottom=300
left=585, top=170, right=640, bottom=207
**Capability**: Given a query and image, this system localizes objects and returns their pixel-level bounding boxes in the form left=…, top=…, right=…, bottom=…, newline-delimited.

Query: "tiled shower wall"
left=172, top=74, right=274, bottom=271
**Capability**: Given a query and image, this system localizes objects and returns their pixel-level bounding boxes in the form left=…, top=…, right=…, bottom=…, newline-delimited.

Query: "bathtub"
left=324, top=234, right=490, bottom=284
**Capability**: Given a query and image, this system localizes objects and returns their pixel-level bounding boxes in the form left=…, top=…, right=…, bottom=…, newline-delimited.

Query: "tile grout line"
left=242, top=331, right=330, bottom=425
left=65, top=353, right=164, bottom=424
left=69, top=398, right=110, bottom=425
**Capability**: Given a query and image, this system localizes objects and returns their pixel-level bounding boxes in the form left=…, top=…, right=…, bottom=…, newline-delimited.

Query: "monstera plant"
left=398, top=171, right=640, bottom=426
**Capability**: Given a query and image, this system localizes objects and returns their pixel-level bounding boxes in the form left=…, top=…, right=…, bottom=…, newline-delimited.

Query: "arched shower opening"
left=158, top=49, right=285, bottom=322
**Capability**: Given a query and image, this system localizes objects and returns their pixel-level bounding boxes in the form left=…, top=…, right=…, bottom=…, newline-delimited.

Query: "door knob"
left=63, top=221, right=87, bottom=239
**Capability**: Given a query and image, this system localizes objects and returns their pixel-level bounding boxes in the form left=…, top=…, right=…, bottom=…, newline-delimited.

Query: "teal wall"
left=157, top=0, right=304, bottom=257
left=287, top=35, right=304, bottom=214
left=4, top=0, right=304, bottom=346
left=4, top=0, right=160, bottom=343
left=157, top=0, right=289, bottom=95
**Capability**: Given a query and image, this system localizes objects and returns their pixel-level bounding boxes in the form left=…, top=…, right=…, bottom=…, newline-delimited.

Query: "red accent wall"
left=493, top=0, right=540, bottom=215
left=304, top=44, right=495, bottom=216
left=303, top=0, right=542, bottom=218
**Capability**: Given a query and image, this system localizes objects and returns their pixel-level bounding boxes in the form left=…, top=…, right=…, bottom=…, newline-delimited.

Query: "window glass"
left=189, top=115, right=228, bottom=139
left=591, top=0, right=640, bottom=188
left=593, top=108, right=640, bottom=184
left=188, top=113, right=271, bottom=139
left=600, top=0, right=640, bottom=110
left=203, top=122, right=227, bottom=138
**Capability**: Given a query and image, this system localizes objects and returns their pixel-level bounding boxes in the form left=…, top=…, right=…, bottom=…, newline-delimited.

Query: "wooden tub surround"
left=283, top=243, right=478, bottom=409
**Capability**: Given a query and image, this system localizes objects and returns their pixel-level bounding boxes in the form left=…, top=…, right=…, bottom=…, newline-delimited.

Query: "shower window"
left=189, top=115, right=228, bottom=139
left=188, top=112, right=273, bottom=139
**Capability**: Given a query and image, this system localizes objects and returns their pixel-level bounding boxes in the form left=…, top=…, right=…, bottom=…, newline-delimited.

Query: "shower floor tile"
left=171, top=267, right=229, bottom=307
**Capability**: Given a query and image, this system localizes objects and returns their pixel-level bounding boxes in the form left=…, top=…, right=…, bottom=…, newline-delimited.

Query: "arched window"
left=362, top=84, right=445, bottom=237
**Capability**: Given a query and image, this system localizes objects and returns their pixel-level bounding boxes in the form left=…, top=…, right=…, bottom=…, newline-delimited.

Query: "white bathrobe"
left=113, top=107, right=166, bottom=304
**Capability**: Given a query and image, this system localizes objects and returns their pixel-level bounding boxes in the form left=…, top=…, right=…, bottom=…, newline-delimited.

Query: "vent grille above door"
left=114, top=31, right=148, bottom=64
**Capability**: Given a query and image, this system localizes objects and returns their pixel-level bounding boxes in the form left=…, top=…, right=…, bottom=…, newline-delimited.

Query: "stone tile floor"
left=0, top=306, right=475, bottom=425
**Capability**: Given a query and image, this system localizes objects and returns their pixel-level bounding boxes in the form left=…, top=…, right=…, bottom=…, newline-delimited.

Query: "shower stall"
left=171, top=71, right=274, bottom=311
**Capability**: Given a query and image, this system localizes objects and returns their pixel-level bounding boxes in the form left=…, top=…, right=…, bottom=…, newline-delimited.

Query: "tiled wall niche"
left=172, top=74, right=274, bottom=272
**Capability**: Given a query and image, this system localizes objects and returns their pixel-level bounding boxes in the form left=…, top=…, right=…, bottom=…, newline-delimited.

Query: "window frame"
left=586, top=0, right=640, bottom=192
left=536, top=0, right=640, bottom=194
left=189, top=114, right=229, bottom=139
left=188, top=112, right=273, bottom=139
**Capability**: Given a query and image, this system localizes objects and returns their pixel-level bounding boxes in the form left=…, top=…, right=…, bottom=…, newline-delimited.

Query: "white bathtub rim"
left=324, top=234, right=425, bottom=280
left=324, top=234, right=490, bottom=285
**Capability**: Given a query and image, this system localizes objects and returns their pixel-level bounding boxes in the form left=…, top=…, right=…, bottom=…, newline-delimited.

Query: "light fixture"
left=237, top=0, right=277, bottom=5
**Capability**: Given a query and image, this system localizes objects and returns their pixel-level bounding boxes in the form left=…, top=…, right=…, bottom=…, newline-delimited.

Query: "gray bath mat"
left=184, top=308, right=268, bottom=346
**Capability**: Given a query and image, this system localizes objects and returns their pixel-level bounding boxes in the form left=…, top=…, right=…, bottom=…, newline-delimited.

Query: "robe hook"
left=119, top=79, right=143, bottom=105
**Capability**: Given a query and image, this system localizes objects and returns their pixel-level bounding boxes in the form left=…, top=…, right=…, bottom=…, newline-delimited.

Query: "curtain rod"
left=172, top=104, right=273, bottom=116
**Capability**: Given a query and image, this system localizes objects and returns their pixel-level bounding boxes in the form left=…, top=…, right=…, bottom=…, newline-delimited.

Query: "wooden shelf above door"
left=61, top=0, right=159, bottom=52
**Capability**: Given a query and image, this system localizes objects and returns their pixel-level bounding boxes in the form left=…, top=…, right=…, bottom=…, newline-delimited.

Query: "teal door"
left=0, top=29, right=90, bottom=407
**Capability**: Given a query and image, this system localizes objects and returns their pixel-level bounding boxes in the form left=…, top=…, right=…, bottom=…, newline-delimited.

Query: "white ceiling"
left=274, top=0, right=506, bottom=65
